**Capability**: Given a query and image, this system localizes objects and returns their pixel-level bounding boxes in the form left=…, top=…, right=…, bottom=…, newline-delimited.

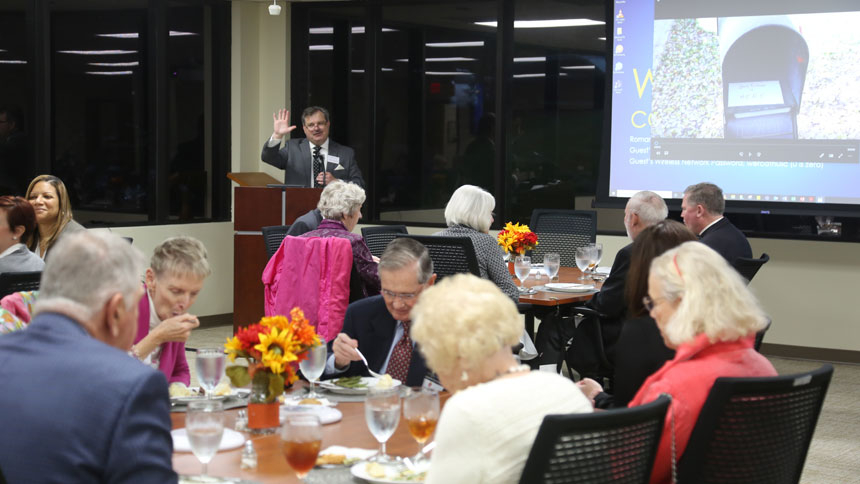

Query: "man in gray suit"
left=261, top=106, right=365, bottom=188
left=0, top=231, right=177, bottom=483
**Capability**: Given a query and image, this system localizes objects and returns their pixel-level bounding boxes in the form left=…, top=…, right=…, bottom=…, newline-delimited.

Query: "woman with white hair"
left=300, top=181, right=380, bottom=297
left=435, top=185, right=518, bottom=300
left=130, top=236, right=211, bottom=385
left=628, top=241, right=776, bottom=484
left=411, top=274, right=591, bottom=484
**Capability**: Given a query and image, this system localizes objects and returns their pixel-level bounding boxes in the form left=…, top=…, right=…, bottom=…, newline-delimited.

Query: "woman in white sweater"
left=411, top=274, right=592, bottom=484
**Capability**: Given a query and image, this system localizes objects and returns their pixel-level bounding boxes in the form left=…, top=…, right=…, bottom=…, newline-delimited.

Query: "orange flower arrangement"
left=497, top=222, right=538, bottom=256
left=224, top=307, right=322, bottom=402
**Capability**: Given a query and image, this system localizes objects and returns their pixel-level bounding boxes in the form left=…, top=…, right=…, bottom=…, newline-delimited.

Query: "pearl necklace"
left=495, top=364, right=530, bottom=380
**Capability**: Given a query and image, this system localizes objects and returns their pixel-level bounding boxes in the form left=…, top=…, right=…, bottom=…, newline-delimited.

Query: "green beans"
left=334, top=376, right=367, bottom=388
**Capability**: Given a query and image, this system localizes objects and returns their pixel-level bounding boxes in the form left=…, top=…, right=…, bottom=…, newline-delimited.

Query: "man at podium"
left=261, top=106, right=365, bottom=188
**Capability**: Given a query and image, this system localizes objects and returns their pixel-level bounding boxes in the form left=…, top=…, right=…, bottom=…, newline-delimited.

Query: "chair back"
left=529, top=209, right=597, bottom=266
left=262, top=225, right=291, bottom=260
left=361, top=225, right=408, bottom=258
left=395, top=234, right=480, bottom=279
left=733, top=252, right=770, bottom=284
left=0, top=271, right=42, bottom=300
left=519, top=395, right=671, bottom=484
left=754, top=318, right=772, bottom=352
left=678, top=364, right=833, bottom=484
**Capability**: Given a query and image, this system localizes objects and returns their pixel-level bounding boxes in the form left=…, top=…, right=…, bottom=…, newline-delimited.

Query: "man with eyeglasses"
left=324, top=238, right=436, bottom=387
left=261, top=106, right=365, bottom=188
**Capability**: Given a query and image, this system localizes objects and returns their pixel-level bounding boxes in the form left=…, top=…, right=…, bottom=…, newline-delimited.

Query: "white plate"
left=350, top=461, right=429, bottom=483
left=280, top=404, right=343, bottom=425
left=545, top=283, right=595, bottom=293
left=170, top=388, right=250, bottom=403
left=171, top=428, right=245, bottom=453
left=318, top=377, right=402, bottom=395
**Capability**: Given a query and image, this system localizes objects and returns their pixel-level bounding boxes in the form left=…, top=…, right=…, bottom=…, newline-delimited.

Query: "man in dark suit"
left=325, top=238, right=436, bottom=387
left=681, top=182, right=752, bottom=263
left=0, top=231, right=176, bottom=483
left=286, top=208, right=323, bottom=237
left=261, top=106, right=365, bottom=188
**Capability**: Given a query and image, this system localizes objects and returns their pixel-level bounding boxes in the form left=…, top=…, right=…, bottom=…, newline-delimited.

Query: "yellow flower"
left=224, top=336, right=244, bottom=362
left=260, top=315, right=290, bottom=330
left=254, top=326, right=301, bottom=374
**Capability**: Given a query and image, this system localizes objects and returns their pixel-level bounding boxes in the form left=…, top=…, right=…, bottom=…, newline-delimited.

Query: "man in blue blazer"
left=324, top=238, right=435, bottom=387
left=0, top=231, right=177, bottom=483
left=681, top=182, right=752, bottom=264
left=261, top=106, right=365, bottom=188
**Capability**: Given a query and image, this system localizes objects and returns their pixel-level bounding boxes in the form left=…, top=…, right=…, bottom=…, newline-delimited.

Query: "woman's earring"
left=460, top=370, right=469, bottom=382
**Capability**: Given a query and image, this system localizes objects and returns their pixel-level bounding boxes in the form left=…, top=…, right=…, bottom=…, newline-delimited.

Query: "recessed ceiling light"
left=561, top=65, right=596, bottom=70
left=58, top=50, right=137, bottom=55
left=86, top=70, right=134, bottom=75
left=0, top=60, right=26, bottom=64
left=514, top=57, right=546, bottom=63
left=88, top=61, right=139, bottom=67
left=96, top=31, right=197, bottom=38
left=476, top=19, right=604, bottom=28
left=513, top=73, right=545, bottom=78
left=426, top=41, right=484, bottom=48
left=309, top=45, right=333, bottom=51
left=310, top=26, right=397, bottom=34
left=425, top=71, right=473, bottom=76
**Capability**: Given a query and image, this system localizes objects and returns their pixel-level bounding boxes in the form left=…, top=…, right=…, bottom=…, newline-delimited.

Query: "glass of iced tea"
left=281, top=413, right=322, bottom=481
left=403, top=387, right=440, bottom=464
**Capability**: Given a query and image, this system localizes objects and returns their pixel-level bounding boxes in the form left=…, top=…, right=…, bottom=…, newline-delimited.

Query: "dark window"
left=0, top=1, right=34, bottom=196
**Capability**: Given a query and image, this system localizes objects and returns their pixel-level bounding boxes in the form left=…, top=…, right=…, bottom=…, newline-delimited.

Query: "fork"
left=354, top=347, right=385, bottom=378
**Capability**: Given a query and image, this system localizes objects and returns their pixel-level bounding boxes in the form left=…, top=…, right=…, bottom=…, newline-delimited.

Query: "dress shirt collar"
left=699, top=216, right=724, bottom=236
left=0, top=243, right=25, bottom=260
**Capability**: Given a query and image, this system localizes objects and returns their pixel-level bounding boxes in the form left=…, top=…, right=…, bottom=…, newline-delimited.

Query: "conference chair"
left=395, top=234, right=480, bottom=279
left=518, top=394, right=671, bottom=484
left=677, top=364, right=833, bottom=484
left=261, top=225, right=291, bottom=261
left=563, top=306, right=616, bottom=389
left=0, top=271, right=42, bottom=300
left=754, top=318, right=772, bottom=352
left=361, top=225, right=408, bottom=258
left=733, top=252, right=770, bottom=284
left=529, top=209, right=597, bottom=266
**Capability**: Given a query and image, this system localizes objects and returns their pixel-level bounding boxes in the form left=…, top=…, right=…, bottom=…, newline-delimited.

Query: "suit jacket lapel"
left=300, top=138, right=311, bottom=166
left=367, top=313, right=398, bottom=372
left=326, top=140, right=340, bottom=171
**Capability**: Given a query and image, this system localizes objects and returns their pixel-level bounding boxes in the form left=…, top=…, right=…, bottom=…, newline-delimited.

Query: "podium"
left=229, top=172, right=322, bottom=332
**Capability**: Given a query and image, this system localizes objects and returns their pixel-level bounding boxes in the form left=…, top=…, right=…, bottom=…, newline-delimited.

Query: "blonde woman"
left=628, top=241, right=776, bottom=484
left=25, top=175, right=84, bottom=259
left=411, top=274, right=591, bottom=484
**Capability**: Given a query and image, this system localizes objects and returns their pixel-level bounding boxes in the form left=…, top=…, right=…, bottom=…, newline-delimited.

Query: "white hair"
left=444, top=185, right=495, bottom=233
left=628, top=190, right=668, bottom=226
left=151, top=236, right=211, bottom=279
left=34, top=231, right=146, bottom=322
left=317, top=181, right=365, bottom=220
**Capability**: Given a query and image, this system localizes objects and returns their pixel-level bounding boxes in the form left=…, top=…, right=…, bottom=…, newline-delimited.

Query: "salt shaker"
left=241, top=440, right=258, bottom=470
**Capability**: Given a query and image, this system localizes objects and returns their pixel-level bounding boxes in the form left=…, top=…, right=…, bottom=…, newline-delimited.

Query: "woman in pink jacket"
left=629, top=241, right=776, bottom=484
left=130, top=236, right=211, bottom=385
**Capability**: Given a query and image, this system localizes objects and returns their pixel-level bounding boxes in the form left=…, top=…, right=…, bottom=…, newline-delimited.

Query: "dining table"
left=513, top=266, right=605, bottom=339
left=172, top=383, right=449, bottom=484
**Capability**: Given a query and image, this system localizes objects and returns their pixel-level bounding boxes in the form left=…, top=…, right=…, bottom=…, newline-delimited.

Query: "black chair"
left=754, top=318, right=772, bottom=352
left=529, top=209, right=597, bottom=266
left=565, top=306, right=616, bottom=389
left=361, top=225, right=408, bottom=258
left=733, top=252, right=770, bottom=284
left=678, top=364, right=833, bottom=484
left=0, top=271, right=42, bottom=299
left=261, top=225, right=291, bottom=260
left=395, top=234, right=480, bottom=279
left=518, top=394, right=671, bottom=484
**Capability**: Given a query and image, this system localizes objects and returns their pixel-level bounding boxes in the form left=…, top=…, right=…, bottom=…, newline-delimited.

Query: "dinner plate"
left=545, top=283, right=595, bottom=293
left=350, top=461, right=429, bottom=483
left=170, top=388, right=250, bottom=403
left=172, top=428, right=245, bottom=453
left=280, top=404, right=343, bottom=425
left=318, top=377, right=402, bottom=395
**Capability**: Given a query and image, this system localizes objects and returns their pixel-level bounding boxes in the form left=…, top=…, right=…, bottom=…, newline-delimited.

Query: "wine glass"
left=196, top=348, right=226, bottom=399
left=365, top=387, right=401, bottom=463
left=575, top=246, right=596, bottom=281
left=543, top=253, right=560, bottom=281
left=281, top=413, right=322, bottom=481
left=186, top=400, right=224, bottom=478
left=403, top=388, right=440, bottom=465
left=299, top=344, right=327, bottom=398
left=586, top=243, right=603, bottom=275
left=514, top=255, right=531, bottom=293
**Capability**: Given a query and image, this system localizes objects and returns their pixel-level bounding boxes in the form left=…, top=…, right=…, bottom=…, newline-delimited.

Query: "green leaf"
left=267, top=373, right=285, bottom=403
left=225, top=365, right=250, bottom=388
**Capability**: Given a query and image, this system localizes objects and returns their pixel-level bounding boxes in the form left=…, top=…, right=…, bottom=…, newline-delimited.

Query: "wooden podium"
left=229, top=172, right=322, bottom=332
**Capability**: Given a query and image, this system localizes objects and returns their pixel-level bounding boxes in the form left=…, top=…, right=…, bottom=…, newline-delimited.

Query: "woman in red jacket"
left=629, top=241, right=776, bottom=484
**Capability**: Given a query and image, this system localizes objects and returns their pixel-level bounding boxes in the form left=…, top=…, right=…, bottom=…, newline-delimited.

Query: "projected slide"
left=607, top=0, right=860, bottom=207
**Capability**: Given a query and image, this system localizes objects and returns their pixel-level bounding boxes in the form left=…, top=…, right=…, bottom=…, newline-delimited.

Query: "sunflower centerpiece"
left=497, top=222, right=538, bottom=258
left=224, top=308, right=322, bottom=405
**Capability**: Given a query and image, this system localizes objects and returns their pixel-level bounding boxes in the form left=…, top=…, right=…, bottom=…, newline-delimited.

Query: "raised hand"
left=272, top=108, right=297, bottom=139
left=153, top=313, right=200, bottom=344
left=332, top=332, right=360, bottom=369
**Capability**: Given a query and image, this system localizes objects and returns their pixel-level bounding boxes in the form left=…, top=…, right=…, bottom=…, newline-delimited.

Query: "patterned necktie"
left=312, top=145, right=323, bottom=187
left=387, top=321, right=413, bottom=383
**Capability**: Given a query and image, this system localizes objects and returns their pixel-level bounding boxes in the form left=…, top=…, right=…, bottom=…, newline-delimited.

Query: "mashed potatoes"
left=168, top=382, right=194, bottom=397
left=375, top=374, right=394, bottom=389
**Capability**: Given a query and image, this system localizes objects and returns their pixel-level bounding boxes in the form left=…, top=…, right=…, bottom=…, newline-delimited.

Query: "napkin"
left=318, top=446, right=377, bottom=462
left=172, top=428, right=245, bottom=453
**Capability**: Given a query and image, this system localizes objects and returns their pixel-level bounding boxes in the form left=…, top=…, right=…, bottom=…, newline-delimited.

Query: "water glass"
left=365, top=387, right=401, bottom=462
left=586, top=243, right=603, bottom=274
left=514, top=255, right=531, bottom=292
left=196, top=348, right=226, bottom=398
left=281, top=413, right=322, bottom=481
left=403, top=388, right=440, bottom=464
left=299, top=344, right=327, bottom=398
left=186, top=400, right=225, bottom=477
left=575, top=246, right=597, bottom=281
left=543, top=253, right=560, bottom=281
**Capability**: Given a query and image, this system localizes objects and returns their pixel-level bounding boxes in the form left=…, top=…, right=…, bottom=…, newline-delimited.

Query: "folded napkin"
left=318, top=446, right=377, bottom=462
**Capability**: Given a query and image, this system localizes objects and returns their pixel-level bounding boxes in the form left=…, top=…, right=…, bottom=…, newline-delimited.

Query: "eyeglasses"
left=304, top=122, right=327, bottom=129
left=381, top=289, right=420, bottom=301
left=642, top=295, right=668, bottom=312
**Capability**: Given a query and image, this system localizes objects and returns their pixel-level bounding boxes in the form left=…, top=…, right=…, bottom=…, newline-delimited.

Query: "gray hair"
left=150, top=236, right=211, bottom=279
left=378, top=237, right=434, bottom=284
left=444, top=185, right=495, bottom=233
left=684, top=182, right=725, bottom=215
left=628, top=190, right=668, bottom=226
left=34, top=231, right=145, bottom=322
left=317, top=181, right=365, bottom=220
left=302, top=106, right=330, bottom=125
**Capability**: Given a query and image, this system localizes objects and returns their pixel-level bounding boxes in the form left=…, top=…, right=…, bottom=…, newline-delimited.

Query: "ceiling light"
left=86, top=70, right=134, bottom=75
left=476, top=19, right=605, bottom=28
left=309, top=45, right=333, bottom=51
left=425, top=71, right=473, bottom=76
left=514, top=57, right=546, bottom=63
left=58, top=50, right=137, bottom=55
left=426, top=41, right=484, bottom=48
left=0, top=60, right=26, bottom=64
left=513, top=73, right=545, bottom=78
left=598, top=37, right=606, bottom=41
left=310, top=27, right=398, bottom=34
left=96, top=31, right=197, bottom=38
left=396, top=57, right=477, bottom=63
left=561, top=65, right=596, bottom=70
left=88, top=61, right=139, bottom=67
